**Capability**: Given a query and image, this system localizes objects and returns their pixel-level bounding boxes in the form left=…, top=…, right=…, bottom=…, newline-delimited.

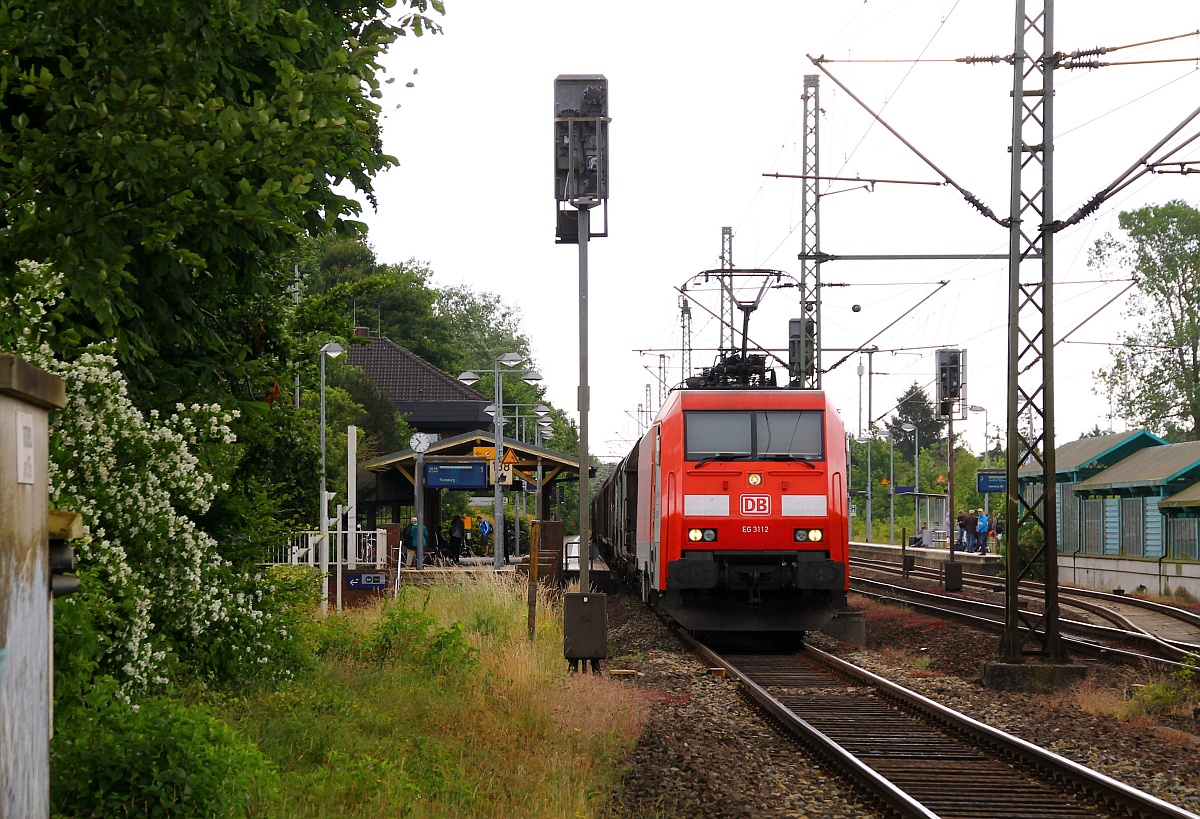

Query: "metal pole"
left=983, top=411, right=990, bottom=517
left=866, top=431, right=873, bottom=542
left=914, top=427, right=920, bottom=534
left=577, top=203, right=592, bottom=593
left=493, top=365, right=505, bottom=569
left=889, top=435, right=895, bottom=543
left=319, top=353, right=329, bottom=617
left=347, top=425, right=357, bottom=571
left=336, top=504, right=344, bottom=611
left=415, top=450, right=425, bottom=569
left=947, top=410, right=955, bottom=562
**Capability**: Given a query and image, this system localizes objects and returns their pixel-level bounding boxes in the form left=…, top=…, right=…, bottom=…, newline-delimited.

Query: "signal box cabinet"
left=563, top=592, right=607, bottom=661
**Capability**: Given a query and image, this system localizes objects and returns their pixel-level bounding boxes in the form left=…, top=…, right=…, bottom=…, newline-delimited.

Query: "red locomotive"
left=594, top=351, right=850, bottom=635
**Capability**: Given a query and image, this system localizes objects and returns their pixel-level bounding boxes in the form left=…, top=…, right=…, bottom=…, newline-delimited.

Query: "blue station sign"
left=977, top=469, right=1007, bottom=494
left=424, top=461, right=488, bottom=489
left=347, top=572, right=387, bottom=589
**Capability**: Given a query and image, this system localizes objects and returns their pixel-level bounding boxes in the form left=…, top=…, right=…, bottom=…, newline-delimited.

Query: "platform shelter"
left=361, top=430, right=581, bottom=562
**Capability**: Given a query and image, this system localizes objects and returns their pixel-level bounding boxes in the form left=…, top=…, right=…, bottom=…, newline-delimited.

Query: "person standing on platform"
left=964, top=509, right=979, bottom=552
left=408, top=516, right=429, bottom=568
left=479, top=517, right=493, bottom=554
left=449, top=515, right=465, bottom=565
left=400, top=518, right=415, bottom=567
left=976, top=509, right=990, bottom=555
left=956, top=509, right=967, bottom=550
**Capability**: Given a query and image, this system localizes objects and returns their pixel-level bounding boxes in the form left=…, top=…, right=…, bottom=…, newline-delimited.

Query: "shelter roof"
left=1158, top=482, right=1200, bottom=510
left=1074, top=439, right=1200, bottom=492
left=362, top=429, right=580, bottom=489
left=1018, top=430, right=1164, bottom=478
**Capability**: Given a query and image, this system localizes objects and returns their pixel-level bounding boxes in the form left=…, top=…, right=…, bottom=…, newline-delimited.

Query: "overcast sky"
left=356, top=1, right=1200, bottom=460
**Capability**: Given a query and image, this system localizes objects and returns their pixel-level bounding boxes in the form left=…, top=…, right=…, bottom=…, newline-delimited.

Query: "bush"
left=51, top=682, right=276, bottom=817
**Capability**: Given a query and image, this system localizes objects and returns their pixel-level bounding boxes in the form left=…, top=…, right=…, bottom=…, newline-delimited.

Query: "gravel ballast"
left=600, top=591, right=1200, bottom=819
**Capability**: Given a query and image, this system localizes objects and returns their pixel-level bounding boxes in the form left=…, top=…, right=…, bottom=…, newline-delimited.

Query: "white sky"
left=357, top=1, right=1200, bottom=460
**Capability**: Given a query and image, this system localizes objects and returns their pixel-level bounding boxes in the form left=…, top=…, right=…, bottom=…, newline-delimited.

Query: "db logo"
left=741, top=495, right=771, bottom=515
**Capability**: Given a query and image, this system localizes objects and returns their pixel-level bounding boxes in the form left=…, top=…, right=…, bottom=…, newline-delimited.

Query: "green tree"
left=884, top=383, right=945, bottom=454
left=0, top=0, right=444, bottom=403
left=1092, top=200, right=1200, bottom=440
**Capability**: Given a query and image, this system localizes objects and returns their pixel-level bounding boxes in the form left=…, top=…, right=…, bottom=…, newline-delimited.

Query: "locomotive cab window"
left=685, top=410, right=824, bottom=461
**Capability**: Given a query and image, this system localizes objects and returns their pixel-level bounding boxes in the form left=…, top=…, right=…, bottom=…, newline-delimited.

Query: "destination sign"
left=425, top=461, right=488, bottom=489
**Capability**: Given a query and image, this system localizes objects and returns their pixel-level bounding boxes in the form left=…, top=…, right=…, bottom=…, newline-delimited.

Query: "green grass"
left=211, top=573, right=652, bottom=818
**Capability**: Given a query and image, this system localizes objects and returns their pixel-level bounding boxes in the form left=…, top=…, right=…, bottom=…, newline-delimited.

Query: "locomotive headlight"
left=807, top=529, right=824, bottom=542
left=688, top=528, right=704, bottom=542
left=793, top=528, right=824, bottom=543
left=747, top=473, right=762, bottom=486
left=703, top=528, right=717, bottom=542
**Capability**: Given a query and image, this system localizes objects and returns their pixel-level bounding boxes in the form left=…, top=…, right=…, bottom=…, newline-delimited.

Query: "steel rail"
left=851, top=554, right=1200, bottom=637
left=680, top=631, right=1198, bottom=819
left=802, top=645, right=1200, bottom=819
left=850, top=581, right=1191, bottom=670
left=679, top=631, right=939, bottom=819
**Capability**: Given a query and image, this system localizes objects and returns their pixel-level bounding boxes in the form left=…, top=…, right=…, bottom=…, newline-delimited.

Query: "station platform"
left=850, top=541, right=1002, bottom=577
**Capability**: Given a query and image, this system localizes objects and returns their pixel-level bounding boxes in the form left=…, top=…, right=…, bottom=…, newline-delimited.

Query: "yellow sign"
left=881, top=477, right=890, bottom=486
left=502, top=448, right=520, bottom=465
left=473, top=446, right=495, bottom=459
left=935, top=474, right=947, bottom=485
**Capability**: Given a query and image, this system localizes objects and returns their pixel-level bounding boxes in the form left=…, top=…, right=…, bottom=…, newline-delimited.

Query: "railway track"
left=683, top=633, right=1199, bottom=819
left=850, top=557, right=1200, bottom=668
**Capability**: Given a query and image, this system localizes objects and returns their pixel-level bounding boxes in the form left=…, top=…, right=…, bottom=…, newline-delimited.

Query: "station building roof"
left=1158, top=481, right=1200, bottom=510
left=1074, top=439, right=1200, bottom=496
left=1018, top=429, right=1164, bottom=480
left=345, top=332, right=490, bottom=436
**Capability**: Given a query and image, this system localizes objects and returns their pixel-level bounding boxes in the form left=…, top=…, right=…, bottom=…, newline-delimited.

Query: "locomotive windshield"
left=685, top=410, right=824, bottom=461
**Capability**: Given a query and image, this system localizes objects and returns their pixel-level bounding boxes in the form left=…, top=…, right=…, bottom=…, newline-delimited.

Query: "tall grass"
left=212, top=573, right=652, bottom=818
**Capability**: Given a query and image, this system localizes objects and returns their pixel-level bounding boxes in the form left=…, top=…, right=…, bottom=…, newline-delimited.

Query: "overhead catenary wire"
left=806, top=54, right=1001, bottom=225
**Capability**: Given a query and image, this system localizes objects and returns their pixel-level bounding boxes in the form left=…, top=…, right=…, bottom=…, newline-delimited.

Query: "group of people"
left=955, top=508, right=1003, bottom=554
left=400, top=514, right=471, bottom=567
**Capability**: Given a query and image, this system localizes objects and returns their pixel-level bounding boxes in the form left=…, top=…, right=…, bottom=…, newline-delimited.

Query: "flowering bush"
left=2, top=261, right=296, bottom=690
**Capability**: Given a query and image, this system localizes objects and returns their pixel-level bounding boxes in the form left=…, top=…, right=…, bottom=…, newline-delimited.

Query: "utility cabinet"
left=0, top=354, right=65, bottom=818
left=563, top=592, right=607, bottom=665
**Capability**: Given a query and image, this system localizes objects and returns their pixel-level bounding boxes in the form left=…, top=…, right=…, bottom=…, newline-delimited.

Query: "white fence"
left=263, top=529, right=388, bottom=569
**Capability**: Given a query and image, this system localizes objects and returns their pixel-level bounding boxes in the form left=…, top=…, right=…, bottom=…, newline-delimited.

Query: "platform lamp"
left=878, top=428, right=895, bottom=544
left=535, top=420, right=554, bottom=520
left=318, top=341, right=344, bottom=616
left=901, top=422, right=919, bottom=535
left=968, top=405, right=989, bottom=516
left=460, top=356, right=543, bottom=569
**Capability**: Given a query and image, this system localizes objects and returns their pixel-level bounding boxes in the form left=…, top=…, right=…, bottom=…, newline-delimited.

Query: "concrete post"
left=1, top=354, right=66, bottom=818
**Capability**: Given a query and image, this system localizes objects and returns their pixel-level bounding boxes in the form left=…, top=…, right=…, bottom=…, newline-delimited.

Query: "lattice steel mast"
left=798, top=75, right=822, bottom=389
left=719, top=227, right=735, bottom=352
left=1002, top=0, right=1064, bottom=662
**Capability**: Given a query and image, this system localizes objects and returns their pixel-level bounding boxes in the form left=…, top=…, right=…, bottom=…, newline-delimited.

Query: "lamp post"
left=535, top=421, right=554, bottom=521
left=318, top=341, right=344, bottom=617
left=902, top=422, right=919, bottom=535
left=969, top=404, right=989, bottom=516
left=880, top=429, right=895, bottom=544
left=459, top=356, right=543, bottom=569
left=853, top=432, right=875, bottom=542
